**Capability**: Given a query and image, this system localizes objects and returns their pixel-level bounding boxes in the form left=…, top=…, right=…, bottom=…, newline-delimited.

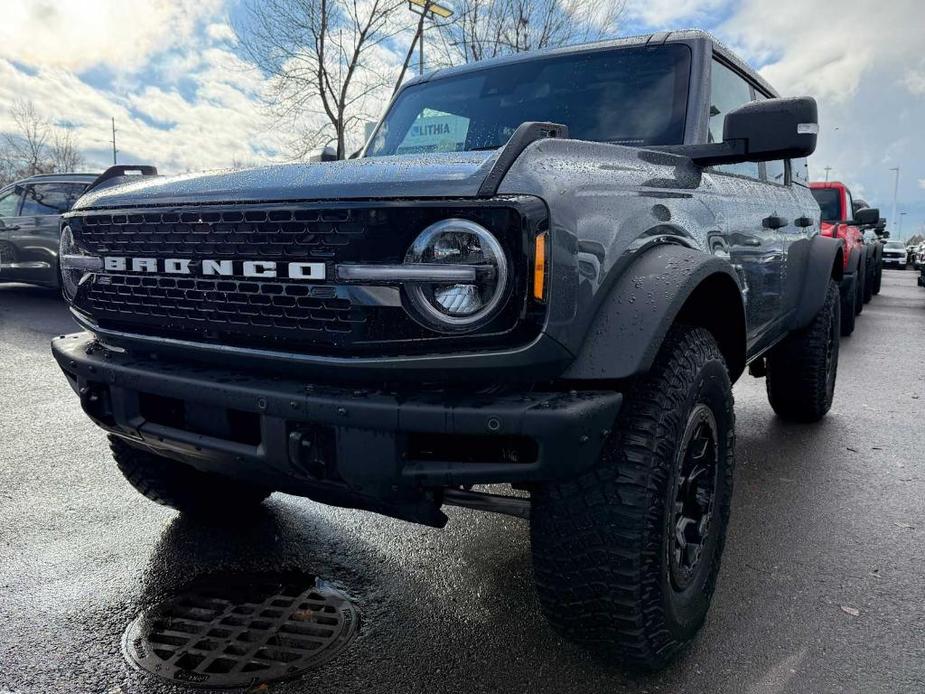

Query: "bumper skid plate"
left=52, top=332, right=622, bottom=526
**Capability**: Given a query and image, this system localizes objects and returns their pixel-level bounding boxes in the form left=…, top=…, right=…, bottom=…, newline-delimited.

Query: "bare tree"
left=235, top=0, right=406, bottom=160
left=4, top=99, right=50, bottom=176
left=0, top=100, right=88, bottom=185
left=434, top=0, right=624, bottom=64
left=49, top=127, right=87, bottom=173
left=0, top=143, right=19, bottom=187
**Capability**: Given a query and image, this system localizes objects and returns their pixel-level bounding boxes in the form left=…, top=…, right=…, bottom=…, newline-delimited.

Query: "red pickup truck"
left=810, top=182, right=879, bottom=336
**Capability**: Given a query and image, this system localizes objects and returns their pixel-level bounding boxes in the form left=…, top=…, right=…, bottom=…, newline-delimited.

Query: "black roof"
left=404, top=29, right=778, bottom=98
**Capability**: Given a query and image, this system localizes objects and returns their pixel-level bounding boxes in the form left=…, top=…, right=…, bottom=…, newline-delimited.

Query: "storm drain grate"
left=122, top=572, right=359, bottom=688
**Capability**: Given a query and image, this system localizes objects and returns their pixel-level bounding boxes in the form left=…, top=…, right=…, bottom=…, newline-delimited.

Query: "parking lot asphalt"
left=1, top=270, right=923, bottom=694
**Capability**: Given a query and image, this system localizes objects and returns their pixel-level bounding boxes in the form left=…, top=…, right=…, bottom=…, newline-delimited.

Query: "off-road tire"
left=840, top=275, right=856, bottom=336
left=765, top=280, right=840, bottom=423
left=855, top=259, right=865, bottom=315
left=110, top=435, right=271, bottom=514
left=872, top=264, right=881, bottom=294
left=863, top=257, right=874, bottom=303
left=531, top=326, right=735, bottom=670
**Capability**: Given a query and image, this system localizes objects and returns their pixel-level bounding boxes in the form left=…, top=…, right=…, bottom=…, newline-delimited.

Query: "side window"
left=0, top=187, right=22, bottom=217
left=843, top=188, right=854, bottom=222
left=708, top=60, right=760, bottom=180
left=19, top=182, right=84, bottom=216
left=765, top=159, right=786, bottom=185
left=791, top=158, right=810, bottom=186
left=753, top=91, right=787, bottom=185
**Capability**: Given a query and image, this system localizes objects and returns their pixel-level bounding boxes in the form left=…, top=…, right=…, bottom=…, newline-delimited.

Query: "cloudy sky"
left=2, top=0, right=923, bottom=238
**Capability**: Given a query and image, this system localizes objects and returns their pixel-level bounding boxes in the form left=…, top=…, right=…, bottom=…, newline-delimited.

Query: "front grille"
left=77, top=208, right=365, bottom=259
left=86, top=274, right=364, bottom=347
left=67, top=199, right=547, bottom=355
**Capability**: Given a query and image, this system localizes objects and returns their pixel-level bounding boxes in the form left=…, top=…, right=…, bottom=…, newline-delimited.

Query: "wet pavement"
left=1, top=271, right=923, bottom=694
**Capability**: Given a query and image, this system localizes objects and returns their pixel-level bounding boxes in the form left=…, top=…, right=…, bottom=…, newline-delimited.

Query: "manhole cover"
left=122, top=572, right=359, bottom=689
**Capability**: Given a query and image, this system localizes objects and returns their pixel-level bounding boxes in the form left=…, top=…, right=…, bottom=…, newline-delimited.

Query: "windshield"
left=367, top=44, right=691, bottom=157
left=811, top=188, right=842, bottom=222
left=885, top=241, right=905, bottom=249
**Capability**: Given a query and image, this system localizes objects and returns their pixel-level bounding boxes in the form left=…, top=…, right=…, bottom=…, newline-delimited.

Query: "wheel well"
left=673, top=273, right=746, bottom=382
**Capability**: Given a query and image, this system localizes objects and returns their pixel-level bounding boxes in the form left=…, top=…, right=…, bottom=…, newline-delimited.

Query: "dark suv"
left=0, top=173, right=98, bottom=287
left=52, top=31, right=843, bottom=674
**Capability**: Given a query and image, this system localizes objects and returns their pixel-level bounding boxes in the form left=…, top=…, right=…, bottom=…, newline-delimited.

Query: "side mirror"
left=855, top=207, right=879, bottom=226
left=307, top=145, right=338, bottom=162
left=689, top=97, right=818, bottom=167
left=880, top=231, right=890, bottom=239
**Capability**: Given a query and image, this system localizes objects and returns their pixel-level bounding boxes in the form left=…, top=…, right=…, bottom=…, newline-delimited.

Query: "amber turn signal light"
left=533, top=231, right=548, bottom=302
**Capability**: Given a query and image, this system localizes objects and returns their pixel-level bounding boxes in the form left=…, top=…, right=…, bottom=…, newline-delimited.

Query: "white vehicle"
left=883, top=241, right=908, bottom=269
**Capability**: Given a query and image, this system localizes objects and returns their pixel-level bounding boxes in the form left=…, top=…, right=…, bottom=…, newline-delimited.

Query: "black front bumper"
left=52, top=332, right=622, bottom=526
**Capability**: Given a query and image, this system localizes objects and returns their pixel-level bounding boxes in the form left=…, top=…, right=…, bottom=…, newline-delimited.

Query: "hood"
left=73, top=151, right=501, bottom=210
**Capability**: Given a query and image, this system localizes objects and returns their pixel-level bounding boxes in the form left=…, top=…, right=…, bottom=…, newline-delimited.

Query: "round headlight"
left=59, top=225, right=80, bottom=300
left=404, top=219, right=509, bottom=331
left=58, top=225, right=100, bottom=302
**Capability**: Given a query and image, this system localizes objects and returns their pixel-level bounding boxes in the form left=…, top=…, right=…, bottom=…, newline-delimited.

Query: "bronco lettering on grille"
left=102, top=256, right=326, bottom=280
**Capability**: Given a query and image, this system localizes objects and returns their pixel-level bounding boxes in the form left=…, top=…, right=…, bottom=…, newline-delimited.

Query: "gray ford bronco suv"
left=53, top=31, right=843, bottom=668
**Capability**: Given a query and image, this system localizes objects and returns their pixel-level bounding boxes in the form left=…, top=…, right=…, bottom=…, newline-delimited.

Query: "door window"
left=843, top=188, right=854, bottom=221
left=708, top=60, right=760, bottom=179
left=791, top=158, right=810, bottom=186
left=0, top=188, right=21, bottom=217
left=764, top=159, right=786, bottom=185
left=752, top=91, right=787, bottom=185
left=19, top=182, right=85, bottom=215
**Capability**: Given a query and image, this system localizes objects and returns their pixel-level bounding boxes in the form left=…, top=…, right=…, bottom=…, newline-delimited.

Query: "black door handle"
left=794, top=216, right=814, bottom=228
left=762, top=215, right=787, bottom=230
left=0, top=225, right=20, bottom=231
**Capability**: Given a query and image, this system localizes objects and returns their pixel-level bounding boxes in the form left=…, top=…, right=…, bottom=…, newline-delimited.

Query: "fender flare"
left=848, top=245, right=862, bottom=274
left=562, top=244, right=746, bottom=382
left=792, top=234, right=844, bottom=329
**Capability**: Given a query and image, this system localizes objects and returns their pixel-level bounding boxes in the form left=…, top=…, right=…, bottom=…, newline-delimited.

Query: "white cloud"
left=624, top=0, right=728, bottom=27
left=903, top=62, right=925, bottom=95
left=206, top=22, right=236, bottom=43
left=719, top=0, right=923, bottom=102
left=709, top=0, right=925, bottom=234
left=0, top=0, right=224, bottom=72
left=0, top=47, right=285, bottom=174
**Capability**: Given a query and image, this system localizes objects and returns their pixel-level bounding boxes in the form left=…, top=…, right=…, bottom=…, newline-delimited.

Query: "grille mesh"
left=86, top=274, right=363, bottom=338
left=76, top=208, right=364, bottom=258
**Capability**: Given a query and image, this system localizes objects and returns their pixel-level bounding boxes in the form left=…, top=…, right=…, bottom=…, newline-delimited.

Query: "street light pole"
left=824, top=166, right=832, bottom=181
left=407, top=0, right=453, bottom=76
left=111, top=117, right=118, bottom=165
left=899, top=212, right=907, bottom=239
left=890, top=166, right=900, bottom=232
left=419, top=15, right=425, bottom=75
